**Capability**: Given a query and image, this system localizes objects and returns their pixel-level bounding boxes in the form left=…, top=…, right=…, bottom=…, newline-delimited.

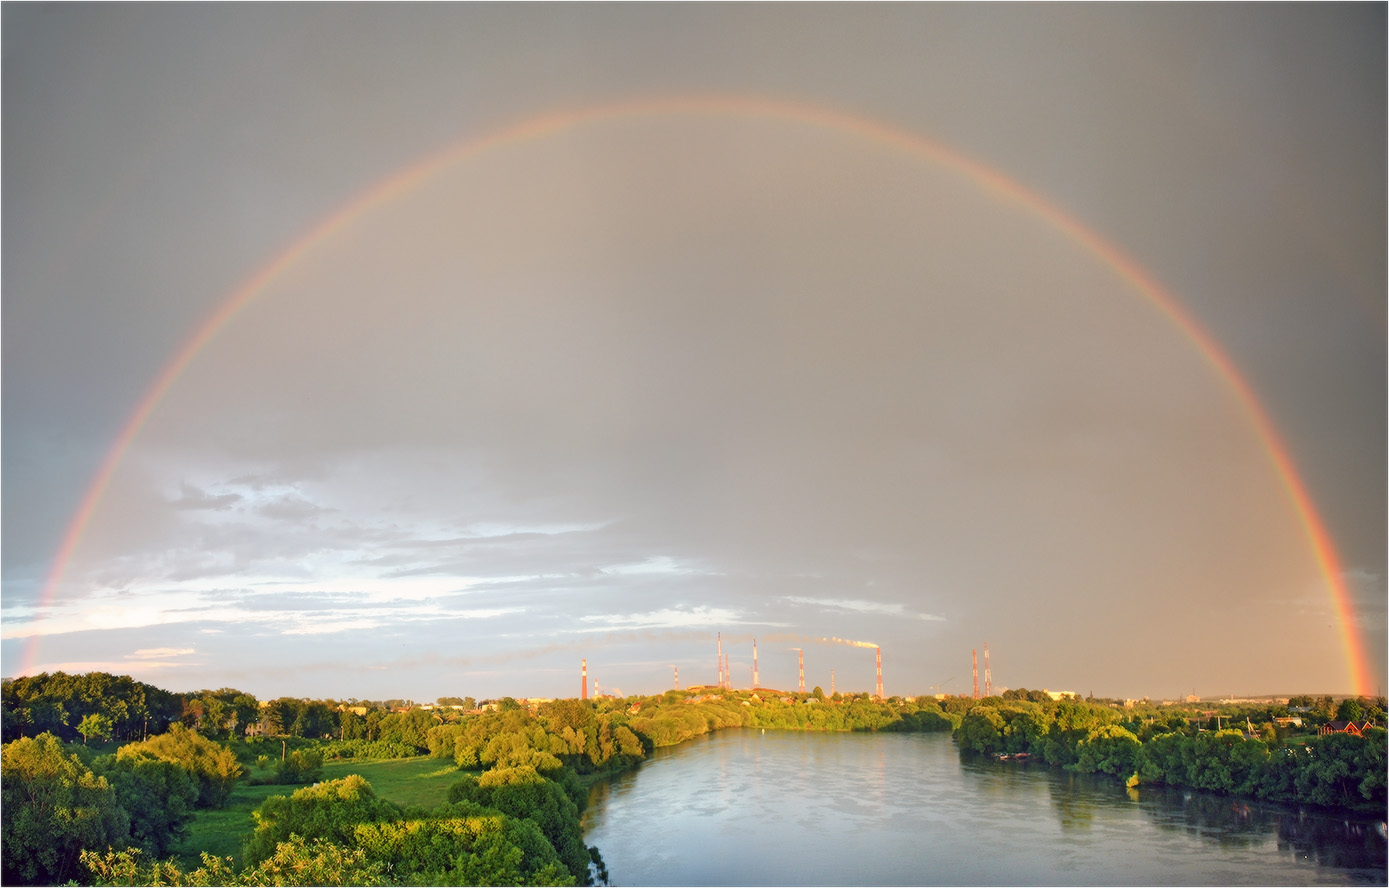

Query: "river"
left=581, top=729, right=1387, bottom=886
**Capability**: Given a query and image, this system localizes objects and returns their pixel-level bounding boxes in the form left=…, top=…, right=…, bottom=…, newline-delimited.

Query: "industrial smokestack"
left=984, top=643, right=992, bottom=697
left=876, top=646, right=883, bottom=699
left=972, top=649, right=979, bottom=699
left=717, top=633, right=724, bottom=689
left=582, top=659, right=588, bottom=701
left=724, top=653, right=730, bottom=689
left=831, top=669, right=835, bottom=696
left=795, top=648, right=805, bottom=693
left=753, top=638, right=759, bottom=688
left=673, top=666, right=679, bottom=690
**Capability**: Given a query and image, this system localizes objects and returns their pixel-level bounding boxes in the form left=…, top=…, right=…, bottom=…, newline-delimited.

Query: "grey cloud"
left=255, top=492, right=328, bottom=522
left=171, top=482, right=242, bottom=511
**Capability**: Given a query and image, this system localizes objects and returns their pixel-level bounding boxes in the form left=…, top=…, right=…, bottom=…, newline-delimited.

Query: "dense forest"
left=2, top=671, right=1384, bottom=885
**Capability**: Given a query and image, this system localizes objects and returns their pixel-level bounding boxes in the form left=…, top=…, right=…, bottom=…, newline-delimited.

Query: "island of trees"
left=2, top=671, right=1384, bottom=886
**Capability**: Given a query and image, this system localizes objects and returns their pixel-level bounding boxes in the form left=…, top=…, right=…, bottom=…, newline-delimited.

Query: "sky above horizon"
left=4, top=5, right=1385, bottom=703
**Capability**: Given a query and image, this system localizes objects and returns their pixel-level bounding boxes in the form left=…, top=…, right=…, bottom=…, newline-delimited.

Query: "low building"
left=1319, top=720, right=1373, bottom=736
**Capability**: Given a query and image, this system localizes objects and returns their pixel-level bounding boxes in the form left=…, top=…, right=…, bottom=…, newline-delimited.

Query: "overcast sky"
left=4, top=4, right=1384, bottom=703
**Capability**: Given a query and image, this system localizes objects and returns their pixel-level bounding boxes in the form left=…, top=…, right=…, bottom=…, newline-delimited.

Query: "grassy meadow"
left=173, top=756, right=462, bottom=868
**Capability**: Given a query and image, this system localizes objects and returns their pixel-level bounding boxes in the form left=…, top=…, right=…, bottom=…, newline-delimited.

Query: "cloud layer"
left=4, top=5, right=1383, bottom=700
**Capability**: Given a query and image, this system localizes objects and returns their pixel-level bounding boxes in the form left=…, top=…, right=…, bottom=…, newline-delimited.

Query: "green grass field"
left=321, top=756, right=461, bottom=810
left=172, top=756, right=461, bottom=869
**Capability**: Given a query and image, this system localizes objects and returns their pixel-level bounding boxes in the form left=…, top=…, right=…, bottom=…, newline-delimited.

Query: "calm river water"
left=581, top=729, right=1387, bottom=886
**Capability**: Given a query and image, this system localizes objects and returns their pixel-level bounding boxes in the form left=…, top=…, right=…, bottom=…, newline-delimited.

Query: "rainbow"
left=21, top=95, right=1374, bottom=695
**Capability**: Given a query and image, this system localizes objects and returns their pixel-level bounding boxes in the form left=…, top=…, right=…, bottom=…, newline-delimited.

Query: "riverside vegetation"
left=2, top=672, right=1384, bottom=885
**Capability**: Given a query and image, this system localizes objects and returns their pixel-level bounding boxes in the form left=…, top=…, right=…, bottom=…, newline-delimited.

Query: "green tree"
left=243, top=774, right=401, bottom=866
left=262, top=698, right=292, bottom=736
left=78, top=712, right=114, bottom=746
left=93, top=754, right=199, bottom=857
left=116, top=724, right=242, bottom=807
left=2, top=733, right=130, bottom=885
left=451, top=766, right=592, bottom=882
left=352, top=813, right=574, bottom=886
left=341, top=709, right=366, bottom=741
left=274, top=747, right=325, bottom=784
left=1336, top=698, right=1365, bottom=723
left=954, top=706, right=1005, bottom=755
left=1135, top=731, right=1186, bottom=784
left=83, top=837, right=389, bottom=887
left=376, top=708, right=436, bottom=751
left=364, top=708, right=385, bottom=741
left=1075, top=725, right=1141, bottom=777
left=230, top=694, right=261, bottom=738
left=1297, top=732, right=1380, bottom=807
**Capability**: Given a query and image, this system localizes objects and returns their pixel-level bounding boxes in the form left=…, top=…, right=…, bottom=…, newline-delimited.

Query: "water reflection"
left=1278, top=813, right=1387, bottom=871
left=585, top=731, right=1387, bottom=886
left=1046, top=772, right=1098, bottom=832
left=1131, top=783, right=1386, bottom=871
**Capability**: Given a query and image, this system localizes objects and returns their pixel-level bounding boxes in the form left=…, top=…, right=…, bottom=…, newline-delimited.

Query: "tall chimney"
left=753, top=638, right=759, bottom=688
left=984, top=643, right=992, bottom=697
left=582, top=659, right=588, bottom=701
left=876, top=646, right=883, bottom=699
left=972, top=649, right=979, bottom=699
left=674, top=666, right=679, bottom=690
left=724, top=653, right=730, bottom=689
left=831, top=669, right=835, bottom=696
left=717, top=633, right=724, bottom=689
left=797, top=649, right=805, bottom=693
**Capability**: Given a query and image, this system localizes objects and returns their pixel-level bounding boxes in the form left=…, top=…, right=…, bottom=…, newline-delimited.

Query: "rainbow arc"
left=21, top=95, right=1373, bottom=696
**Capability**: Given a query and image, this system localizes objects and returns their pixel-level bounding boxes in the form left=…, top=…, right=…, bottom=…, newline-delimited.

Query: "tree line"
left=951, top=692, right=1386, bottom=812
left=2, top=671, right=487, bottom=747
left=4, top=671, right=1384, bottom=885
